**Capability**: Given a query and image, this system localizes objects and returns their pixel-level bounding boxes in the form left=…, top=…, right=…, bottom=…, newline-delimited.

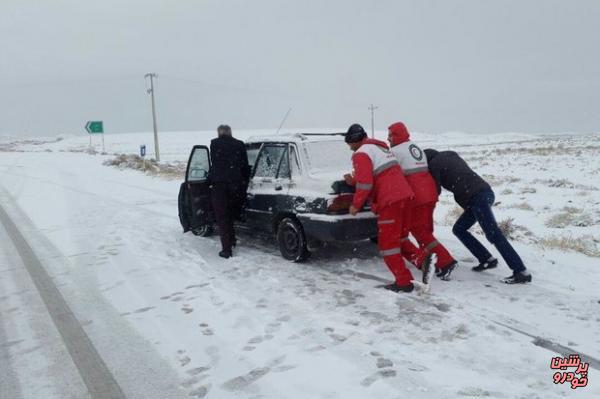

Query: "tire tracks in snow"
left=0, top=197, right=126, bottom=398
left=320, top=263, right=600, bottom=371
left=227, top=228, right=600, bottom=374
left=0, top=183, right=189, bottom=399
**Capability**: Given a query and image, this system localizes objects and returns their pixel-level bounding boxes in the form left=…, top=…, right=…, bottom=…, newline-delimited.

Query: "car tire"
left=277, top=217, right=310, bottom=262
left=192, top=224, right=213, bottom=237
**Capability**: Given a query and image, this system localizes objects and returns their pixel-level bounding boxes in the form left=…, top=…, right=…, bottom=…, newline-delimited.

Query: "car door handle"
left=274, top=185, right=283, bottom=191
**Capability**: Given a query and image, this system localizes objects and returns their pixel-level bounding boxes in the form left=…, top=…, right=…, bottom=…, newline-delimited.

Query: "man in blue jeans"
left=424, top=149, right=532, bottom=284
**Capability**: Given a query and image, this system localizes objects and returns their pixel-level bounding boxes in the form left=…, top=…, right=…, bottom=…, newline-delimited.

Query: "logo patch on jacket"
left=409, top=144, right=423, bottom=161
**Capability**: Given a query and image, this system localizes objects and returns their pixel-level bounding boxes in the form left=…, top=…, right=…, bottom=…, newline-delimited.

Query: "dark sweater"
left=209, top=136, right=251, bottom=184
left=424, top=149, right=492, bottom=208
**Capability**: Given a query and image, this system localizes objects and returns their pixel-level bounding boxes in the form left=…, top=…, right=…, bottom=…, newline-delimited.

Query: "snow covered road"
left=1, top=131, right=599, bottom=398
left=0, top=198, right=124, bottom=398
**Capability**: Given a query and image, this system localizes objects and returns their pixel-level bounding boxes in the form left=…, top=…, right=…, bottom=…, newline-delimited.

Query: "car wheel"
left=192, top=224, right=213, bottom=237
left=277, top=217, right=310, bottom=262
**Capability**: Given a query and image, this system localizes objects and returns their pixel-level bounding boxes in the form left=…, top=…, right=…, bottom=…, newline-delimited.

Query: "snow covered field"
left=1, top=129, right=599, bottom=398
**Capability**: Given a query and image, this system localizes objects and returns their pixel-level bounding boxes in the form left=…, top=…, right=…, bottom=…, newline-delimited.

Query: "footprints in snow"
left=334, top=289, right=365, bottom=307
left=241, top=319, right=286, bottom=352
left=159, top=285, right=216, bottom=315
left=221, top=355, right=297, bottom=392
left=199, top=323, right=214, bottom=336
left=361, top=351, right=397, bottom=387
left=121, top=283, right=212, bottom=318
left=160, top=291, right=185, bottom=301
left=133, top=306, right=155, bottom=314
left=89, top=238, right=124, bottom=266
left=177, top=349, right=212, bottom=398
left=289, top=326, right=353, bottom=353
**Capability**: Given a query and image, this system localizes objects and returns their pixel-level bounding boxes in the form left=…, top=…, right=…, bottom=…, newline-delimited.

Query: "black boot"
left=383, top=283, right=414, bottom=293
left=421, top=253, right=435, bottom=285
left=219, top=250, right=232, bottom=259
left=503, top=271, right=532, bottom=284
left=472, top=257, right=498, bottom=272
left=436, top=260, right=458, bottom=281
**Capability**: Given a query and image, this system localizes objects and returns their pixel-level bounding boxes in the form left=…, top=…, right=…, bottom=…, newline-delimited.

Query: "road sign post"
left=140, top=145, right=146, bottom=170
left=85, top=121, right=105, bottom=152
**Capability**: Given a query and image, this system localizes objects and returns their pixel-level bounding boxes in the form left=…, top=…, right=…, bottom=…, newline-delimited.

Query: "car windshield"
left=306, top=140, right=352, bottom=174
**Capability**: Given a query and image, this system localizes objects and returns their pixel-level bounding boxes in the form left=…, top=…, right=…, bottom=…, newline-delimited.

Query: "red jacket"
left=351, top=138, right=414, bottom=213
left=388, top=122, right=438, bottom=205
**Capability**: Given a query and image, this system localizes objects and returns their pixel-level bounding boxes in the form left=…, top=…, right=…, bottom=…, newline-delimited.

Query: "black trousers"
left=210, top=182, right=245, bottom=252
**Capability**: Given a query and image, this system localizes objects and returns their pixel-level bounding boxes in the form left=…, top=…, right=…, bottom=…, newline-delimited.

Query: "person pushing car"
left=424, top=148, right=532, bottom=284
left=344, top=124, right=429, bottom=293
left=388, top=122, right=458, bottom=280
left=209, top=125, right=251, bottom=259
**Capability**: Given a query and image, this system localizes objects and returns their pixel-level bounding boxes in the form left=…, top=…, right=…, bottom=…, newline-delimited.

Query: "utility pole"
left=368, top=104, right=378, bottom=138
left=145, top=73, right=160, bottom=162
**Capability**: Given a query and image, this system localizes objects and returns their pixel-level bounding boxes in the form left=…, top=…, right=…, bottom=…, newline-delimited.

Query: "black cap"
left=345, top=124, right=367, bottom=143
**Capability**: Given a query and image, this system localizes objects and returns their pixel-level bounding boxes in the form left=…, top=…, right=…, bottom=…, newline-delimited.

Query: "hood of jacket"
left=388, top=122, right=410, bottom=146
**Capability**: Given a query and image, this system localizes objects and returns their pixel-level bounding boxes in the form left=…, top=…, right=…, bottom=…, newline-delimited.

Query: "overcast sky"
left=1, top=0, right=599, bottom=137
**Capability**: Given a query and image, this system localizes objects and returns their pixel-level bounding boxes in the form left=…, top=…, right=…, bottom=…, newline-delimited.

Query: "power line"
left=0, top=75, right=140, bottom=89
left=160, top=74, right=288, bottom=96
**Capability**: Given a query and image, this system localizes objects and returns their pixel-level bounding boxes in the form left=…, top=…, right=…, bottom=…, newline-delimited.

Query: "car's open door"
left=178, top=145, right=212, bottom=232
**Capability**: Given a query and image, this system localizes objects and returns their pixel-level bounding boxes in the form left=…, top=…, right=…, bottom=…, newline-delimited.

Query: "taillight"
left=327, top=194, right=354, bottom=214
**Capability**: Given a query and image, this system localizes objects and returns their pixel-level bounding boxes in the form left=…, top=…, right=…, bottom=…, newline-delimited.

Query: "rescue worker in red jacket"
left=343, top=124, right=417, bottom=292
left=388, top=122, right=458, bottom=280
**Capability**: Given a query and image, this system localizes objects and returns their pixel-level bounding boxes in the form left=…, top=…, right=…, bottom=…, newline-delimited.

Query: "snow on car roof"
left=247, top=133, right=346, bottom=144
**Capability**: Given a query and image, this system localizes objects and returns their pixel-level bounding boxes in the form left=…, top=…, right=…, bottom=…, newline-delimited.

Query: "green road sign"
left=85, top=121, right=104, bottom=134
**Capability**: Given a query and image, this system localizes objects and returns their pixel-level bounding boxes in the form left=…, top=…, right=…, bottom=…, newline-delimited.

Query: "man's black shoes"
left=503, top=271, right=532, bottom=284
left=472, top=257, right=498, bottom=272
left=383, top=283, right=415, bottom=293
left=436, top=260, right=458, bottom=281
left=219, top=250, right=232, bottom=259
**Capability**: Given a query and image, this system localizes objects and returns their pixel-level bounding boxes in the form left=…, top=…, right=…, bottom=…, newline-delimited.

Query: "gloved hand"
left=343, top=173, right=354, bottom=185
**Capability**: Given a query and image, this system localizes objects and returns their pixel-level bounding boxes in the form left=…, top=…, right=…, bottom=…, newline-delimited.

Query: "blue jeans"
left=452, top=189, right=526, bottom=273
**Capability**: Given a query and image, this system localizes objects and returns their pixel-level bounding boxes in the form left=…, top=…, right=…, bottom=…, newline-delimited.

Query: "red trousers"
left=401, top=202, right=455, bottom=268
left=377, top=202, right=414, bottom=286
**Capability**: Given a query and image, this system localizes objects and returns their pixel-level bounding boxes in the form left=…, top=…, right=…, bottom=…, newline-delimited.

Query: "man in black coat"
left=424, top=149, right=532, bottom=284
left=209, top=125, right=251, bottom=258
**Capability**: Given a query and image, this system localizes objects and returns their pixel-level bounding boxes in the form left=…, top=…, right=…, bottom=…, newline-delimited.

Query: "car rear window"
left=306, top=141, right=352, bottom=173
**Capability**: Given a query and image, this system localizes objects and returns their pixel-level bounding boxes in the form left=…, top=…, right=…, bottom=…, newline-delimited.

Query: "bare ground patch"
left=103, top=154, right=186, bottom=180
left=533, top=178, right=598, bottom=191
left=0, top=137, right=64, bottom=152
left=537, top=235, right=600, bottom=258
left=497, top=217, right=535, bottom=241
left=504, top=202, right=534, bottom=211
left=483, top=144, right=600, bottom=157
left=545, top=207, right=597, bottom=228
left=481, top=174, right=521, bottom=187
